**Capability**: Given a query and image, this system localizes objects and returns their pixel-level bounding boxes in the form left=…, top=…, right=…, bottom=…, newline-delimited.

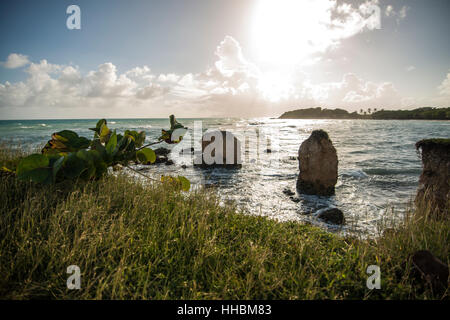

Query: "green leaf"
left=178, top=176, right=190, bottom=191
left=160, top=175, right=190, bottom=191
left=52, top=156, right=65, bottom=182
left=106, top=130, right=117, bottom=155
left=16, top=154, right=52, bottom=183
left=42, top=130, right=90, bottom=154
left=63, top=153, right=87, bottom=179
left=89, top=119, right=107, bottom=133
left=159, top=115, right=187, bottom=144
left=136, top=148, right=156, bottom=164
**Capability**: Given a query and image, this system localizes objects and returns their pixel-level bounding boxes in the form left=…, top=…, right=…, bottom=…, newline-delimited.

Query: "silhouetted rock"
left=317, top=208, right=345, bottom=225
left=195, top=130, right=242, bottom=167
left=154, top=147, right=170, bottom=156
left=415, top=139, right=450, bottom=216
left=283, top=188, right=295, bottom=196
left=411, top=250, right=449, bottom=290
left=297, top=130, right=338, bottom=196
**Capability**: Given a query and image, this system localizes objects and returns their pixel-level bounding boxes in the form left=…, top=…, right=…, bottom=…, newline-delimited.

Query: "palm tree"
left=368, top=108, right=371, bottom=114
left=374, top=108, right=377, bottom=112
left=360, top=109, right=363, bottom=114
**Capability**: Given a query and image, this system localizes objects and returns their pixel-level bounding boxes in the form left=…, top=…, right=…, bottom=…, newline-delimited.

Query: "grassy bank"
left=0, top=150, right=448, bottom=299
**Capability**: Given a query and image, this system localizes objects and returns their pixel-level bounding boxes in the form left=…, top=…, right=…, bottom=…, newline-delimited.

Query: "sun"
left=251, top=0, right=334, bottom=66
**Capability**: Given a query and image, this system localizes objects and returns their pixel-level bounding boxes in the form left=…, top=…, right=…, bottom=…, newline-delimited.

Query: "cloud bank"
left=0, top=21, right=447, bottom=119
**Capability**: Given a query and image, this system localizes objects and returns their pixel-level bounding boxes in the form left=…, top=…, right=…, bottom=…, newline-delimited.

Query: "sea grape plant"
left=9, top=115, right=190, bottom=191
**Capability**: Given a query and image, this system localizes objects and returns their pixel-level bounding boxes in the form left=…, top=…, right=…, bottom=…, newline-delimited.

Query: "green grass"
left=0, top=150, right=448, bottom=300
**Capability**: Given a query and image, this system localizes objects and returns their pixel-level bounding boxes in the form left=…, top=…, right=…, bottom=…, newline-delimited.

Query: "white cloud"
left=385, top=5, right=394, bottom=17
left=384, top=5, right=409, bottom=23
left=296, top=73, right=401, bottom=111
left=406, top=65, right=416, bottom=72
left=158, top=73, right=181, bottom=83
left=1, top=53, right=30, bottom=69
left=251, top=0, right=383, bottom=65
left=0, top=37, right=420, bottom=118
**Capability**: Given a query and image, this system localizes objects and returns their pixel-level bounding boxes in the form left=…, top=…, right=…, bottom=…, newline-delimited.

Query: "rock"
left=289, top=196, right=300, bottom=203
left=317, top=208, right=345, bottom=225
left=415, top=139, right=450, bottom=216
left=181, top=164, right=187, bottom=169
left=165, top=159, right=174, bottom=165
left=283, top=188, right=295, bottom=196
left=411, top=250, right=449, bottom=290
left=155, top=155, right=168, bottom=164
left=154, top=147, right=170, bottom=156
left=297, top=130, right=338, bottom=196
left=195, top=130, right=242, bottom=167
left=266, top=148, right=272, bottom=153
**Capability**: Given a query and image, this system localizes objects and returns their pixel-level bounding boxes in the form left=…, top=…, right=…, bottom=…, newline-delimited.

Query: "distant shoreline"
left=279, top=107, right=450, bottom=121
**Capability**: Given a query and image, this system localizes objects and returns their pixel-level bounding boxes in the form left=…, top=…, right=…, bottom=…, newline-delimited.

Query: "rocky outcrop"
left=317, top=208, right=345, bottom=225
left=411, top=250, right=449, bottom=291
left=297, top=130, right=338, bottom=196
left=154, top=147, right=172, bottom=164
left=415, top=139, right=450, bottom=215
left=195, top=130, right=242, bottom=167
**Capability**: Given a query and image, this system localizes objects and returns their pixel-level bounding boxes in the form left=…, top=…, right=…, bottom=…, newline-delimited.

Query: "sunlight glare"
left=252, top=0, right=335, bottom=65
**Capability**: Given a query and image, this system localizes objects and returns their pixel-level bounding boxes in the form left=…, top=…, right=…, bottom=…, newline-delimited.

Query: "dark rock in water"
left=154, top=148, right=171, bottom=164
left=154, top=147, right=170, bottom=156
left=289, top=156, right=298, bottom=161
left=283, top=188, right=295, bottom=196
left=194, top=130, right=242, bottom=168
left=297, top=130, right=338, bottom=196
left=266, top=148, right=272, bottom=153
left=289, top=196, right=300, bottom=203
left=317, top=208, right=345, bottom=225
left=155, top=155, right=168, bottom=164
left=411, top=250, right=449, bottom=290
left=415, top=139, right=450, bottom=216
left=165, top=160, right=174, bottom=165
left=181, top=164, right=187, bottom=169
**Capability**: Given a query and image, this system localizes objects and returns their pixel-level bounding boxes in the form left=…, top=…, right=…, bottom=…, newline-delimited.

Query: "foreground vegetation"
left=279, top=107, right=450, bottom=120
left=0, top=149, right=448, bottom=300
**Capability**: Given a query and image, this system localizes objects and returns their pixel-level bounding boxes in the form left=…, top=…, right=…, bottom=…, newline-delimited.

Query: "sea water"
left=1, top=118, right=448, bottom=236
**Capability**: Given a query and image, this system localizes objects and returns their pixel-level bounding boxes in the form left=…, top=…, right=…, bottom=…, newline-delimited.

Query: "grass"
left=0, top=149, right=448, bottom=300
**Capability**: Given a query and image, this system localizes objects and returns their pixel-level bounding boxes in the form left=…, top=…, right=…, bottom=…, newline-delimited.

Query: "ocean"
left=1, top=118, right=448, bottom=236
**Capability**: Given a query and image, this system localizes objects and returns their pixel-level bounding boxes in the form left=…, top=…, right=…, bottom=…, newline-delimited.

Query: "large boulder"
left=415, top=139, right=450, bottom=216
left=317, top=208, right=345, bottom=225
left=411, top=250, right=449, bottom=291
left=194, top=130, right=242, bottom=167
left=297, top=130, right=338, bottom=196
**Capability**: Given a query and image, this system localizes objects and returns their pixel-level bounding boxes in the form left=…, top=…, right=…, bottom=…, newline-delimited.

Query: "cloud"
left=385, top=5, right=394, bottom=17
left=0, top=58, right=170, bottom=114
left=0, top=37, right=416, bottom=118
left=2, top=53, right=30, bottom=69
left=384, top=4, right=409, bottom=23
left=252, top=0, right=383, bottom=64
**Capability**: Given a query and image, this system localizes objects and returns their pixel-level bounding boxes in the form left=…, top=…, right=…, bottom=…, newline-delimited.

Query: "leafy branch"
left=5, top=115, right=190, bottom=191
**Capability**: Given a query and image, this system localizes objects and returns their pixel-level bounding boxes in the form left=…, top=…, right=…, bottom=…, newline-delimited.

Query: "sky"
left=0, top=0, right=449, bottom=119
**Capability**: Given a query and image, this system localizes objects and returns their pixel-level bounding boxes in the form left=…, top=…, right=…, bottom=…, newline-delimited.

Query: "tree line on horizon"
left=279, top=107, right=450, bottom=120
